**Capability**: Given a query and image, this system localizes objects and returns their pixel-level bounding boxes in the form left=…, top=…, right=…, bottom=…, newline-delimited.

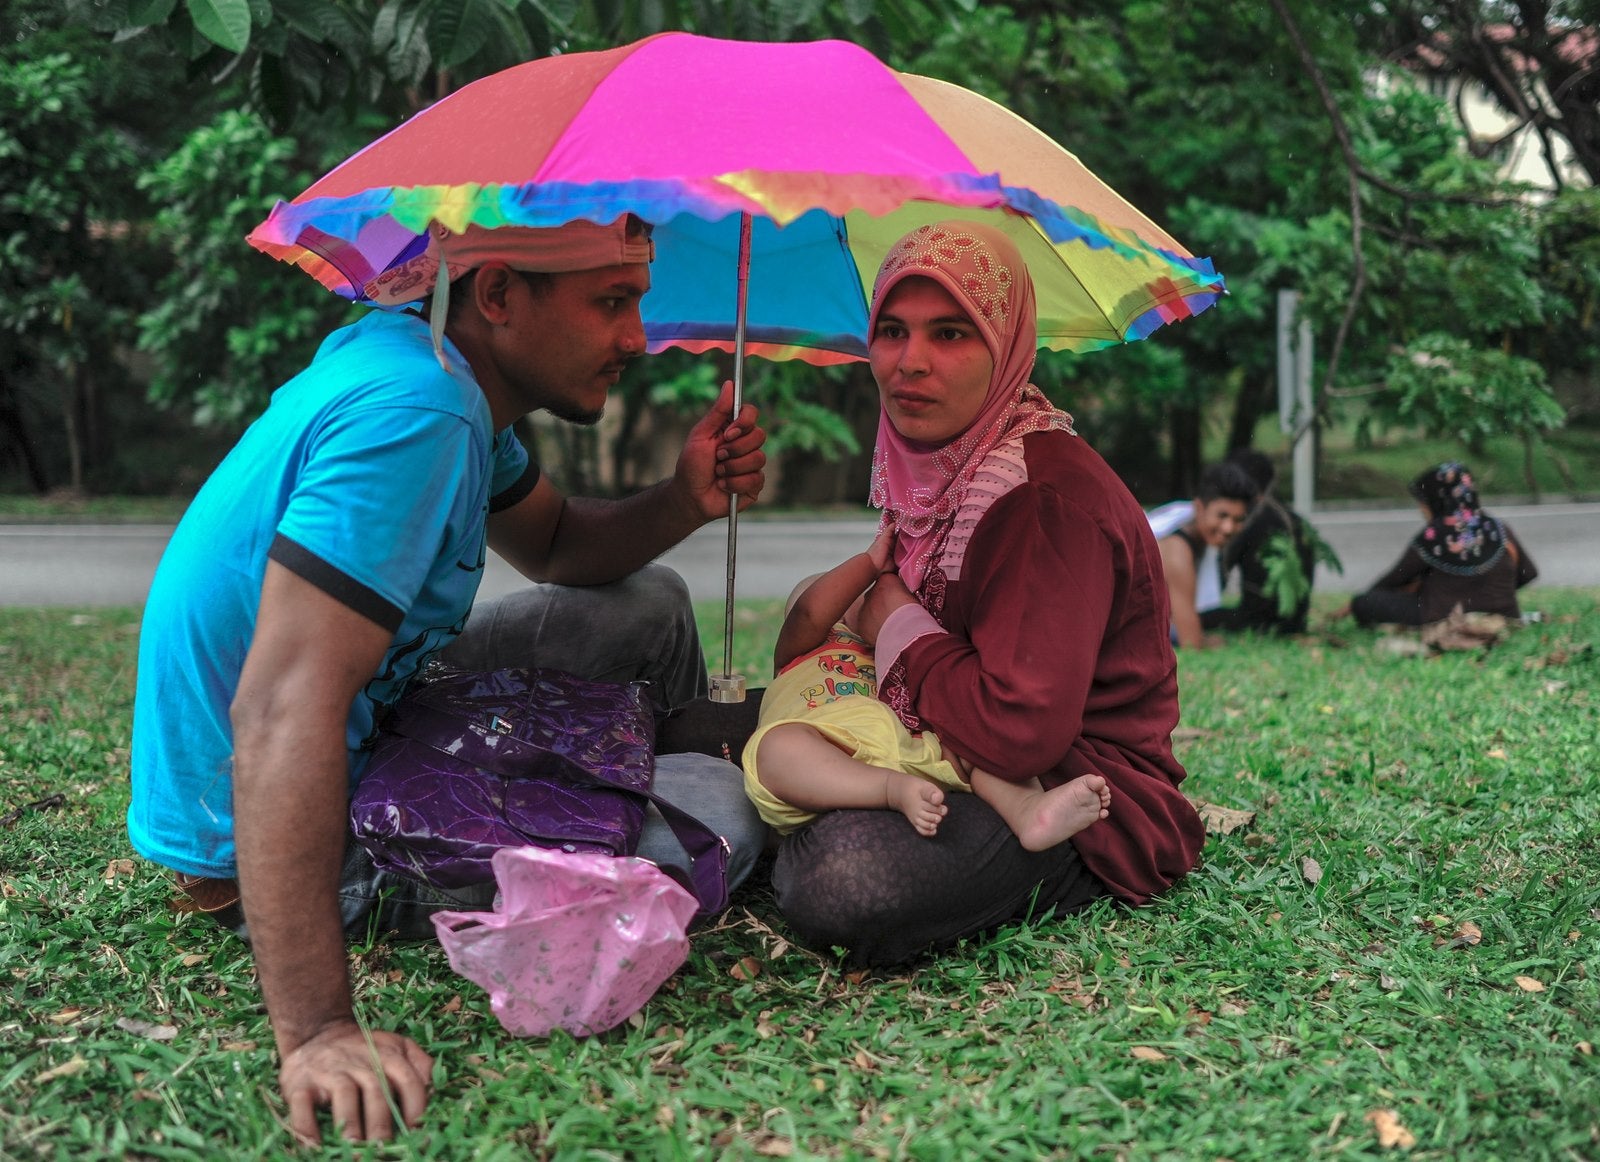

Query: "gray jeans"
left=323, top=564, right=767, bottom=940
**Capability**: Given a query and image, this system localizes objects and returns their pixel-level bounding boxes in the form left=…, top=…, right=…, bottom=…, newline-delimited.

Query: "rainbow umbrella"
left=247, top=32, right=1225, bottom=695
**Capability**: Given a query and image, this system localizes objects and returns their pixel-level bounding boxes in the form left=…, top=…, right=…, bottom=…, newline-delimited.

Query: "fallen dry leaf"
left=1365, top=1108, right=1415, bottom=1149
left=220, top=1040, right=257, bottom=1052
left=115, top=1017, right=177, bottom=1042
left=852, top=1048, right=878, bottom=1072
left=35, top=1056, right=89, bottom=1084
left=180, top=953, right=204, bottom=968
left=1485, top=748, right=1509, bottom=760
left=1577, top=1042, right=1593, bottom=1056
left=1302, top=856, right=1323, bottom=885
left=1130, top=1046, right=1169, bottom=1062
left=754, top=1136, right=794, bottom=1157
left=655, top=1104, right=675, bottom=1127
left=1448, top=921, right=1483, bottom=949
left=440, top=994, right=462, bottom=1014
left=730, top=956, right=762, bottom=982
left=102, top=859, right=136, bottom=884
left=47, top=1008, right=84, bottom=1026
left=1514, top=975, right=1546, bottom=992
left=1191, top=800, right=1257, bottom=836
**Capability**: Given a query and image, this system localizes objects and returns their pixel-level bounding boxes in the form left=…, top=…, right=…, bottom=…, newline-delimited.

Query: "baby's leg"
left=757, top=723, right=948, bottom=837
left=969, top=767, right=1110, bottom=852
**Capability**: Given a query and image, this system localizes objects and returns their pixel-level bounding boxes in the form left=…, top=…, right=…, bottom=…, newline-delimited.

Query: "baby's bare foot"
left=1013, top=774, right=1111, bottom=852
left=886, top=774, right=947, bottom=837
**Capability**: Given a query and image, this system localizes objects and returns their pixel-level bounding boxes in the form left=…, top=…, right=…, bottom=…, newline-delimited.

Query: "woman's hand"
left=857, top=570, right=916, bottom=644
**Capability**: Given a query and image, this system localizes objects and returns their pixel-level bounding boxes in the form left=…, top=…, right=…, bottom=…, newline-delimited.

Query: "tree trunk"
left=62, top=360, right=84, bottom=494
left=1167, top=404, right=1202, bottom=498
left=610, top=392, right=644, bottom=492
left=1226, top=375, right=1272, bottom=453
left=0, top=368, right=48, bottom=493
left=78, top=361, right=101, bottom=489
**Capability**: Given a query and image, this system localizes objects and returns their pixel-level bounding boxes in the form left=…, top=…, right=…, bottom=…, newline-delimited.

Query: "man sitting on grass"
left=127, top=217, right=768, bottom=1145
left=1150, top=461, right=1259, bottom=649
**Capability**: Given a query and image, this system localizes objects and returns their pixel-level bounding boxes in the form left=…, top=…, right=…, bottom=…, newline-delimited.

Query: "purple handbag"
left=349, top=666, right=728, bottom=916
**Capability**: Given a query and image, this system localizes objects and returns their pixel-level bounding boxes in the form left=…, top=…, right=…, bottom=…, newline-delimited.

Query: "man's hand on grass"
left=279, top=1020, right=433, bottom=1145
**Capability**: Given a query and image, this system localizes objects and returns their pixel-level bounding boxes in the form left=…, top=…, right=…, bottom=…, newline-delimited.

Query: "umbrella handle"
left=709, top=212, right=754, bottom=705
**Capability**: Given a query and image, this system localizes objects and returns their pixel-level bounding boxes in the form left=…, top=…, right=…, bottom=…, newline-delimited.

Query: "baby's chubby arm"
left=772, top=525, right=896, bottom=672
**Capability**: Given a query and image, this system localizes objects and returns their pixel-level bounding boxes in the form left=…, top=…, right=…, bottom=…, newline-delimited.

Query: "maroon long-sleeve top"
left=883, top=431, right=1205, bottom=904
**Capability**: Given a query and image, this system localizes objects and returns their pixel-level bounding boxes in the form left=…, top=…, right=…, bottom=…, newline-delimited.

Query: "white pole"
left=1276, top=289, right=1315, bottom=515
left=1293, top=312, right=1314, bottom=515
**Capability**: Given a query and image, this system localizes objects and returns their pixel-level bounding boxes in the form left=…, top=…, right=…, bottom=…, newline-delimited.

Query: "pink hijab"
left=868, top=221, right=1075, bottom=592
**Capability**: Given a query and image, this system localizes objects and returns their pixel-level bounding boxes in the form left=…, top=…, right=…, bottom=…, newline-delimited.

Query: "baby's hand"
left=866, top=523, right=897, bottom=573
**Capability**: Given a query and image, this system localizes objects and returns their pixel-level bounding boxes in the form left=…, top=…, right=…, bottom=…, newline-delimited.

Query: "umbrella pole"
left=708, top=212, right=754, bottom=704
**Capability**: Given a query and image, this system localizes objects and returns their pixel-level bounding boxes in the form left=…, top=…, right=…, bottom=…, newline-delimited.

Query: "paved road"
left=2, top=503, right=1597, bottom=609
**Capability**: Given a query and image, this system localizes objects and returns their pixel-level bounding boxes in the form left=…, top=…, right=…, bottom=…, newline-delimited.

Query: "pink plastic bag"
left=432, top=846, right=698, bottom=1037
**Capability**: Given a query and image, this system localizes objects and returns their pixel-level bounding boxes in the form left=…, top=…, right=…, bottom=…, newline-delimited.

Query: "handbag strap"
left=384, top=695, right=729, bottom=916
left=633, top=783, right=731, bottom=917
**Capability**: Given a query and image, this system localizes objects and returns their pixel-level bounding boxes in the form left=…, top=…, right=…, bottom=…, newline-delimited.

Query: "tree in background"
left=0, top=10, right=211, bottom=493
left=9, top=0, right=1595, bottom=500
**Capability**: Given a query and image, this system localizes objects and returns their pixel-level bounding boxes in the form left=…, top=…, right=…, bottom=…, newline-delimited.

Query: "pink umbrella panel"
left=247, top=32, right=1225, bottom=366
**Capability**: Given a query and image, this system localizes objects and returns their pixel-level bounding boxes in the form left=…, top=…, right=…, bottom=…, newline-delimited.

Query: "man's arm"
left=231, top=563, right=432, bottom=1145
left=1158, top=535, right=1208, bottom=650
left=488, top=379, right=766, bottom=585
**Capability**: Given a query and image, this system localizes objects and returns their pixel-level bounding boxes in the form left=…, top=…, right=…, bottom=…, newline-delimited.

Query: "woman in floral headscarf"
left=1350, top=462, right=1538, bottom=627
left=771, top=221, right=1205, bottom=966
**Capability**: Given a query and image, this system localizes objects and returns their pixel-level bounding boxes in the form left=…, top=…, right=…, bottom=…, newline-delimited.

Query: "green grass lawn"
left=3, top=593, right=1599, bottom=1159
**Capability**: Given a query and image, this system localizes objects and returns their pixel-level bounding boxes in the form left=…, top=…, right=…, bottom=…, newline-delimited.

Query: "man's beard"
left=545, top=401, right=605, bottom=426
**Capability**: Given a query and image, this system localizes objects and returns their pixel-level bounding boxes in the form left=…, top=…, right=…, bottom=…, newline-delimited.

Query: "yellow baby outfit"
left=741, top=623, right=968, bottom=832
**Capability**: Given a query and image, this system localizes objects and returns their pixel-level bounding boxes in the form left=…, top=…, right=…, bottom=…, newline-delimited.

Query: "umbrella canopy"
left=247, top=32, right=1224, bottom=363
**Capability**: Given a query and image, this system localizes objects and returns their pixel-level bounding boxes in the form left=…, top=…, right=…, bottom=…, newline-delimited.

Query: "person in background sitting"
left=1151, top=461, right=1259, bottom=649
left=1349, top=461, right=1536, bottom=627
left=1211, top=448, right=1322, bottom=636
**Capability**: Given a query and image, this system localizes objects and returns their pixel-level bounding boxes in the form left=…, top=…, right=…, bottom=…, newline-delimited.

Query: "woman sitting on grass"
left=1349, top=461, right=1538, bottom=627
left=770, top=220, right=1205, bottom=967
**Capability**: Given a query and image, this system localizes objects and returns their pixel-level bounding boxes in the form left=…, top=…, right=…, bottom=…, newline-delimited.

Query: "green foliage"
left=136, top=110, right=351, bottom=426
left=1259, top=524, right=1344, bottom=619
left=0, top=15, right=210, bottom=492
left=1380, top=334, right=1567, bottom=446
left=186, top=0, right=253, bottom=53
left=16, top=0, right=1600, bottom=498
left=5, top=592, right=1600, bottom=1155
left=1532, top=188, right=1600, bottom=373
left=0, top=51, right=141, bottom=367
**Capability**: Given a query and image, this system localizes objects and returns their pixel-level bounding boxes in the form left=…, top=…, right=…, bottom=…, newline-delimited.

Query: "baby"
left=741, top=527, right=1111, bottom=846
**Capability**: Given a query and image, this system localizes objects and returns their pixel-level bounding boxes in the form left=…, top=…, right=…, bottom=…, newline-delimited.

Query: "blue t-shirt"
left=128, top=312, right=535, bottom=878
